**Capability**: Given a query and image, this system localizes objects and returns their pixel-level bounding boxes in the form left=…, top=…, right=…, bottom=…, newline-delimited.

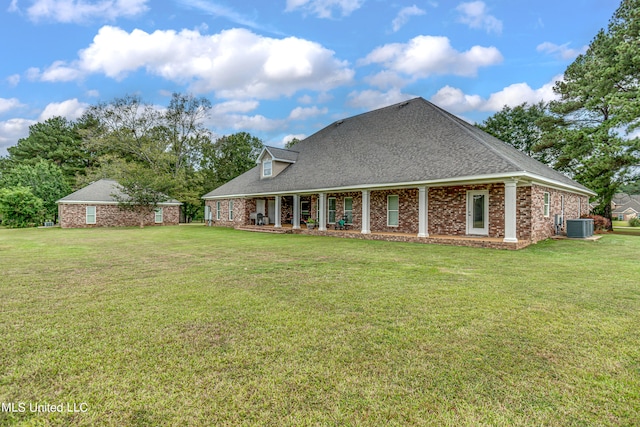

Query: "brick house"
left=57, top=179, right=181, bottom=228
left=611, top=193, right=640, bottom=221
left=202, top=98, right=595, bottom=249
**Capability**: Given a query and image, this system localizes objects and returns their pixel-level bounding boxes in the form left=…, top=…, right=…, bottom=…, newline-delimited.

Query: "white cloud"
left=39, top=61, right=83, bottom=82
left=430, top=86, right=483, bottom=112
left=285, top=0, right=364, bottom=18
left=288, top=106, right=328, bottom=120
left=282, top=134, right=306, bottom=146
left=38, top=98, right=88, bottom=121
left=456, top=1, right=502, bottom=34
left=364, top=70, right=409, bottom=90
left=211, top=100, right=260, bottom=115
left=347, top=89, right=414, bottom=111
left=483, top=79, right=558, bottom=111
left=34, top=26, right=354, bottom=100
left=0, top=118, right=36, bottom=155
left=392, top=5, right=426, bottom=32
left=6, top=74, right=20, bottom=86
left=360, top=35, right=502, bottom=78
left=537, top=42, right=587, bottom=60
left=0, top=98, right=23, bottom=115
left=430, top=76, right=561, bottom=113
left=22, top=0, right=149, bottom=23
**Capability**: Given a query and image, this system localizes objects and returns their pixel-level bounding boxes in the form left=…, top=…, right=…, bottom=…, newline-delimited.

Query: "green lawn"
left=613, top=220, right=640, bottom=235
left=1, top=226, right=639, bottom=426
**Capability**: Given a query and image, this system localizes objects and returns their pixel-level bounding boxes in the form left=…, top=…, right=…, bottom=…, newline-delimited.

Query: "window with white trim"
left=543, top=192, right=550, bottom=217
left=263, top=160, right=272, bottom=177
left=387, top=195, right=399, bottom=227
left=229, top=200, right=234, bottom=220
left=216, top=201, right=221, bottom=220
left=344, top=197, right=353, bottom=224
left=328, top=197, right=336, bottom=224
left=86, top=206, right=96, bottom=224
left=154, top=208, right=163, bottom=223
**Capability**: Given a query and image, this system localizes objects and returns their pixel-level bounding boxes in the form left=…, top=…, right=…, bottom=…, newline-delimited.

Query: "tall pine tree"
left=540, top=0, right=640, bottom=224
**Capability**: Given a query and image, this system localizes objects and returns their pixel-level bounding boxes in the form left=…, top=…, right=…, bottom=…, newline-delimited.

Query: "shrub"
left=581, top=214, right=611, bottom=233
left=629, top=217, right=640, bottom=227
left=0, top=186, right=46, bottom=228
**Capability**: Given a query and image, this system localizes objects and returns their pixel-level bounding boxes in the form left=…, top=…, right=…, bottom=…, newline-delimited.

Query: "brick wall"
left=204, top=183, right=589, bottom=246
left=530, top=184, right=590, bottom=243
left=428, top=184, right=509, bottom=237
left=59, top=203, right=180, bottom=228
left=204, top=198, right=251, bottom=227
left=369, top=189, right=419, bottom=234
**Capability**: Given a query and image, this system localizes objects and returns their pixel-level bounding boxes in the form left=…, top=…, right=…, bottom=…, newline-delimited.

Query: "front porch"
left=236, top=223, right=526, bottom=250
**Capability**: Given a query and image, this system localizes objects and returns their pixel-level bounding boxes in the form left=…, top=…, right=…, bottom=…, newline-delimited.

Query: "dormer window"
left=263, top=160, right=272, bottom=177
left=257, top=146, right=298, bottom=179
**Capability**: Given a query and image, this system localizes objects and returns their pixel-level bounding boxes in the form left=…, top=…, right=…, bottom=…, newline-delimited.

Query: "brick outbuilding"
left=203, top=98, right=595, bottom=249
left=57, top=179, right=181, bottom=228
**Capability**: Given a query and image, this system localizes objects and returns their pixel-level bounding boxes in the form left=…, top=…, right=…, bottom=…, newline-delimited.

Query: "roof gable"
left=204, top=98, right=593, bottom=198
left=257, top=146, right=299, bottom=164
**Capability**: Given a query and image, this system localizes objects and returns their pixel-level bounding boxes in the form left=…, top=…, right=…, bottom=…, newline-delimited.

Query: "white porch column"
left=361, top=190, right=371, bottom=234
left=504, top=180, right=518, bottom=243
left=292, top=194, right=301, bottom=229
left=318, top=193, right=327, bottom=231
left=274, top=195, right=282, bottom=228
left=418, top=186, right=429, bottom=237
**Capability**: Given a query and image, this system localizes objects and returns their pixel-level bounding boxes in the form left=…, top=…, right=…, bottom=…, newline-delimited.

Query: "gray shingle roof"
left=204, top=98, right=594, bottom=198
left=262, top=146, right=299, bottom=163
left=57, top=179, right=181, bottom=205
left=612, top=193, right=640, bottom=214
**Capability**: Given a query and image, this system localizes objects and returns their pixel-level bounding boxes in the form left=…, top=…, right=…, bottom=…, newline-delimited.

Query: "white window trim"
left=86, top=206, right=96, bottom=224
left=543, top=192, right=550, bottom=217
left=263, top=160, right=272, bottom=177
left=216, top=201, right=221, bottom=220
left=154, top=207, right=163, bottom=224
left=387, top=195, right=399, bottom=227
left=229, top=200, right=234, bottom=221
left=327, top=197, right=337, bottom=224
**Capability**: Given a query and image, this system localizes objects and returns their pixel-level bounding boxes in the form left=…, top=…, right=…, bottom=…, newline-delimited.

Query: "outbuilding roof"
left=203, top=98, right=594, bottom=199
left=57, top=179, right=182, bottom=205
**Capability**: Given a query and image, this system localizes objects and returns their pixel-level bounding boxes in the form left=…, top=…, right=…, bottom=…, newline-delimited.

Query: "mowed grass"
left=0, top=226, right=639, bottom=426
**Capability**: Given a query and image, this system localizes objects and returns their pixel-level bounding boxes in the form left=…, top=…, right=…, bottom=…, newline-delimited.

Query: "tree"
left=1, top=160, right=71, bottom=222
left=111, top=163, right=174, bottom=228
left=0, top=186, right=45, bottom=228
left=201, top=132, right=264, bottom=193
left=285, top=137, right=301, bottom=149
left=539, top=0, right=640, bottom=225
left=477, top=102, right=553, bottom=163
left=7, top=116, right=90, bottom=188
left=83, top=93, right=213, bottom=221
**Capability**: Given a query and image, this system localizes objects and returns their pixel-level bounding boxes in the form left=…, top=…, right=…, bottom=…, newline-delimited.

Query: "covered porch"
left=245, top=181, right=522, bottom=245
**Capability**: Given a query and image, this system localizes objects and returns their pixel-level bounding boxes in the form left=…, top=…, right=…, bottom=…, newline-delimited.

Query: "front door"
left=467, top=191, right=489, bottom=235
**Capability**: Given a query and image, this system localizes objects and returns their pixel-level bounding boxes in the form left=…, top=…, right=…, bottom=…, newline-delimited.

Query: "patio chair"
left=335, top=215, right=350, bottom=230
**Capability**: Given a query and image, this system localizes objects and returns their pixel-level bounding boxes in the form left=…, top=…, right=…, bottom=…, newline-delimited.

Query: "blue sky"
left=0, top=0, right=621, bottom=156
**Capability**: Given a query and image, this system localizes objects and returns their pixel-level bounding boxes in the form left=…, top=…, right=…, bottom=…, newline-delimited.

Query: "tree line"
left=0, top=93, right=263, bottom=227
left=478, top=0, right=639, bottom=226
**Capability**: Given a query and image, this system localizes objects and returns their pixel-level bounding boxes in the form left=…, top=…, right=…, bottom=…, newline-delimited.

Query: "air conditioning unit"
left=566, top=219, right=594, bottom=238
